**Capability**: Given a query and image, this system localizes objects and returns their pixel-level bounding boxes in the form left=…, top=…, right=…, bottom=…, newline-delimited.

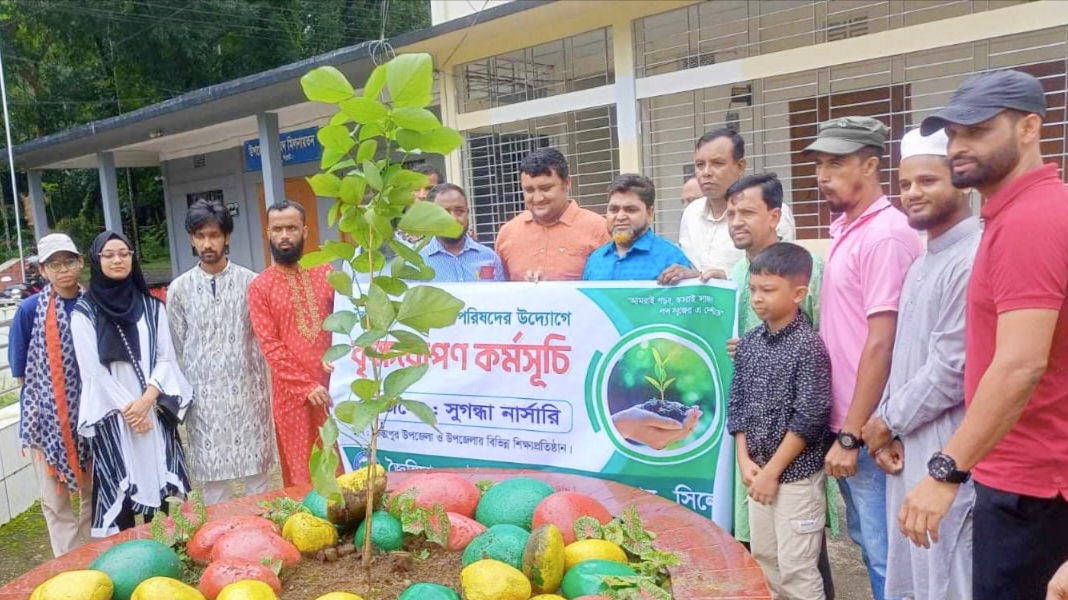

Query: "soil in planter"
left=280, top=537, right=462, bottom=600
left=638, top=398, right=690, bottom=423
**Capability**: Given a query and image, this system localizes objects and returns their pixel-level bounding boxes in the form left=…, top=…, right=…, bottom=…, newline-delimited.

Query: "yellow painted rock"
left=460, top=559, right=531, bottom=600
left=530, top=596, right=567, bottom=600
left=282, top=512, right=339, bottom=553
left=29, top=570, right=113, bottom=600
left=522, top=524, right=565, bottom=594
left=563, top=539, right=628, bottom=572
left=215, top=580, right=279, bottom=600
left=131, top=577, right=205, bottom=600
left=312, top=594, right=366, bottom=600
left=336, top=464, right=386, bottom=492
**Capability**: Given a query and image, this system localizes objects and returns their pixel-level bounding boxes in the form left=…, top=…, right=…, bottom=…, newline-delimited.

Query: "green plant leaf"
left=301, top=66, right=355, bottom=103
left=354, top=328, right=387, bottom=347
left=395, top=129, right=423, bottom=152
left=323, top=240, right=357, bottom=261
left=387, top=239, right=425, bottom=268
left=311, top=418, right=343, bottom=504
left=323, top=343, right=352, bottom=363
left=386, top=53, right=434, bottom=108
left=363, top=159, right=384, bottom=191
left=400, top=398, right=438, bottom=429
left=320, top=148, right=348, bottom=171
left=300, top=250, right=334, bottom=269
left=384, top=169, right=429, bottom=195
left=329, top=111, right=352, bottom=127
left=651, top=347, right=663, bottom=369
left=317, top=124, right=356, bottom=153
left=359, top=122, right=383, bottom=141
left=390, top=329, right=430, bottom=356
left=373, top=275, right=409, bottom=296
left=661, top=377, right=676, bottom=391
left=327, top=201, right=342, bottom=228
left=396, top=286, right=465, bottom=334
left=323, top=310, right=359, bottom=335
left=642, top=375, right=662, bottom=392
left=356, top=139, right=378, bottom=163
left=339, top=174, right=368, bottom=205
left=340, top=96, right=388, bottom=124
left=354, top=251, right=386, bottom=273
left=350, top=379, right=378, bottom=402
left=336, top=399, right=390, bottom=435
left=392, top=106, right=441, bottom=132
left=366, top=284, right=396, bottom=331
left=364, top=206, right=394, bottom=244
left=419, top=127, right=464, bottom=155
left=307, top=173, right=341, bottom=197
left=398, top=201, right=463, bottom=237
left=575, top=516, right=604, bottom=541
left=363, top=63, right=388, bottom=99
left=327, top=158, right=357, bottom=175
left=384, top=363, right=429, bottom=399
left=327, top=271, right=353, bottom=296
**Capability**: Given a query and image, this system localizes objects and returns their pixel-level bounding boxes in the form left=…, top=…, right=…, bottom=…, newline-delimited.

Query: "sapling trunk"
left=362, top=417, right=380, bottom=572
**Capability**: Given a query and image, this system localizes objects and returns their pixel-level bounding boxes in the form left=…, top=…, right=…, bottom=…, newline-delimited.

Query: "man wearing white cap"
left=8, top=233, right=92, bottom=556
left=860, top=128, right=979, bottom=600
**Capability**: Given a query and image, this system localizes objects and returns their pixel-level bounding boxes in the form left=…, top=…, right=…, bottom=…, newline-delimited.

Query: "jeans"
left=838, top=449, right=890, bottom=600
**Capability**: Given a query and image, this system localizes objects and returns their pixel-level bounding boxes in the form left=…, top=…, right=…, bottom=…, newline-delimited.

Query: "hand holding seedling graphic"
left=612, top=347, right=701, bottom=450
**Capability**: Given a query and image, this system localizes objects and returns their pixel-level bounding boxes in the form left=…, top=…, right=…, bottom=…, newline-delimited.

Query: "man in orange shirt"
left=496, top=148, right=610, bottom=281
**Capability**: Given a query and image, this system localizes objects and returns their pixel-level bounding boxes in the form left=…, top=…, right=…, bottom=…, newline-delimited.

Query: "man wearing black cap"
left=898, top=69, right=1068, bottom=600
left=804, top=115, right=923, bottom=600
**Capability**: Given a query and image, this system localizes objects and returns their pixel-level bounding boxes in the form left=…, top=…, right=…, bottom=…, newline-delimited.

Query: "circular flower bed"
left=3, top=469, right=769, bottom=600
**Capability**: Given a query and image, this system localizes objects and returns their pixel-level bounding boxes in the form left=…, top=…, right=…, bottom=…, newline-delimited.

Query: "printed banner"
left=243, top=126, right=321, bottom=172
left=329, top=280, right=738, bottom=530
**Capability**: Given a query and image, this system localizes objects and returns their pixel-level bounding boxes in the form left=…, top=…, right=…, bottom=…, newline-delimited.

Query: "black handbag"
left=114, top=322, right=186, bottom=425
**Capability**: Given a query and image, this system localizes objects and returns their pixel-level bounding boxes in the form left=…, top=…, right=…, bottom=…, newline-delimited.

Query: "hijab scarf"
left=85, top=231, right=152, bottom=366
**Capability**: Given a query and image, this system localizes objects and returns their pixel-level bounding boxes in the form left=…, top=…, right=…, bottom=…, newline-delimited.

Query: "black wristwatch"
left=837, top=431, right=864, bottom=450
left=927, top=451, right=970, bottom=484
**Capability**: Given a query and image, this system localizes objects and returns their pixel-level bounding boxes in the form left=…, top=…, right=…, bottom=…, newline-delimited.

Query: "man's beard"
left=612, top=225, right=647, bottom=248
left=908, top=197, right=962, bottom=231
left=270, top=238, right=305, bottom=265
left=951, top=144, right=1019, bottom=189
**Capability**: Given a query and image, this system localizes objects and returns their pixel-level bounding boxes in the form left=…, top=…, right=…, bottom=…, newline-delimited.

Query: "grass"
left=0, top=502, right=52, bottom=586
left=0, top=391, right=17, bottom=410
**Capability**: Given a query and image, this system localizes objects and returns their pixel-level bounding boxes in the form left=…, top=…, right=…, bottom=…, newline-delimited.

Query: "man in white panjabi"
left=861, top=128, right=979, bottom=600
left=168, top=199, right=274, bottom=504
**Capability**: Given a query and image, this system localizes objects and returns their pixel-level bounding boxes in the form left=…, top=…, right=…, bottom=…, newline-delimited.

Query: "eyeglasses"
left=99, top=251, right=134, bottom=262
left=43, top=258, right=81, bottom=273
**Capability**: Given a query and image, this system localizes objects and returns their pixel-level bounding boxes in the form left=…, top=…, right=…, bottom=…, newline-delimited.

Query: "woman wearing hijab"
left=72, top=231, right=192, bottom=536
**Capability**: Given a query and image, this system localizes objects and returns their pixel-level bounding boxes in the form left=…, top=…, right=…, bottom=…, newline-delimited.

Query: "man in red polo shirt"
left=898, top=69, right=1068, bottom=600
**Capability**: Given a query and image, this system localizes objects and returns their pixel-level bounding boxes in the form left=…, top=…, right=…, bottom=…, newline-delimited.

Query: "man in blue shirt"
left=420, top=183, right=505, bottom=282
left=583, top=174, right=691, bottom=281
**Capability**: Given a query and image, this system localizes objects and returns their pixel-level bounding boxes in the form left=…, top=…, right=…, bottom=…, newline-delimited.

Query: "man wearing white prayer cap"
left=860, top=127, right=980, bottom=600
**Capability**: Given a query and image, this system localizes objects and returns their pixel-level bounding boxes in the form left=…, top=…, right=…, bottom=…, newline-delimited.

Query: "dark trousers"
left=974, top=482, right=1068, bottom=600
left=113, top=496, right=169, bottom=531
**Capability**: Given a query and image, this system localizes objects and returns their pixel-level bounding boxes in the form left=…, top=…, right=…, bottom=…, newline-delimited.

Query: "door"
left=257, top=177, right=322, bottom=266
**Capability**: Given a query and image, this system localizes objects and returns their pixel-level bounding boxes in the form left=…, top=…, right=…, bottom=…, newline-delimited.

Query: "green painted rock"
left=560, top=559, right=637, bottom=599
left=353, top=510, right=404, bottom=552
left=89, top=539, right=182, bottom=600
left=397, top=582, right=460, bottom=600
left=302, top=489, right=330, bottom=521
left=475, top=477, right=555, bottom=530
left=461, top=523, right=530, bottom=571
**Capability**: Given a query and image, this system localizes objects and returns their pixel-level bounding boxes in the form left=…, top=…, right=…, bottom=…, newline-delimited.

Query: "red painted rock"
left=198, top=559, right=282, bottom=600
left=210, top=527, right=301, bottom=569
left=391, top=473, right=481, bottom=518
left=187, top=516, right=280, bottom=564
left=532, top=492, right=613, bottom=544
left=445, top=512, right=488, bottom=551
left=573, top=597, right=613, bottom=599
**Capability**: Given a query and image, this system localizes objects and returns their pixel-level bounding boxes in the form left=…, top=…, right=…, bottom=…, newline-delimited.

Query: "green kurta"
left=729, top=250, right=839, bottom=542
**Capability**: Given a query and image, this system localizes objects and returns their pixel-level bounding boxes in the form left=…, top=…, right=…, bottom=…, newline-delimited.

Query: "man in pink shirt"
left=806, top=116, right=923, bottom=600
left=898, top=69, right=1068, bottom=600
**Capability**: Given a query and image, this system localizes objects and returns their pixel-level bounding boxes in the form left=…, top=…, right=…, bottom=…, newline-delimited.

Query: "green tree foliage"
left=0, top=0, right=430, bottom=261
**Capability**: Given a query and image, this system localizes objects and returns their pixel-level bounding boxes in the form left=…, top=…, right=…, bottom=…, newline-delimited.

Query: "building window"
left=456, top=28, right=614, bottom=113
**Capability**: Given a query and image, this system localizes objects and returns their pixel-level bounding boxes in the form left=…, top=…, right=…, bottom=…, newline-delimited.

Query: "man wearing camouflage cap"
left=805, top=116, right=922, bottom=600
left=897, top=69, right=1068, bottom=600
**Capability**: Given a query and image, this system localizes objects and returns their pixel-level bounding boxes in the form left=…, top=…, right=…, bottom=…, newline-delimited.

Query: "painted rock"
left=460, top=559, right=532, bottom=600
left=336, top=463, right=386, bottom=492
left=560, top=560, right=637, bottom=599
left=444, top=511, right=486, bottom=551
left=461, top=523, right=530, bottom=570
left=197, top=559, right=282, bottom=600
left=313, top=594, right=366, bottom=600
left=211, top=528, right=301, bottom=569
left=282, top=512, right=339, bottom=553
left=89, top=539, right=182, bottom=600
left=563, top=539, right=628, bottom=571
left=28, top=570, right=113, bottom=600
left=214, top=580, right=279, bottom=600
left=530, top=596, right=569, bottom=600
left=353, top=510, right=404, bottom=552
left=131, top=577, right=205, bottom=600
left=475, top=477, right=555, bottom=530
left=187, top=516, right=280, bottom=564
left=532, top=492, right=613, bottom=545
left=397, top=582, right=460, bottom=600
left=302, top=489, right=330, bottom=521
left=523, top=524, right=566, bottom=594
left=390, top=473, right=481, bottom=518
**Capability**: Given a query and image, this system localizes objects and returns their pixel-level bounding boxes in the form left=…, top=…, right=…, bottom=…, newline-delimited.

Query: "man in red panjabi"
left=249, top=200, right=336, bottom=487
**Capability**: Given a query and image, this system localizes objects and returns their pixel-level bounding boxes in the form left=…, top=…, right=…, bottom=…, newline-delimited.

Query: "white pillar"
left=612, top=17, right=640, bottom=174
left=437, top=67, right=464, bottom=186
left=96, top=152, right=122, bottom=234
left=26, top=170, right=49, bottom=240
left=257, top=112, right=285, bottom=210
